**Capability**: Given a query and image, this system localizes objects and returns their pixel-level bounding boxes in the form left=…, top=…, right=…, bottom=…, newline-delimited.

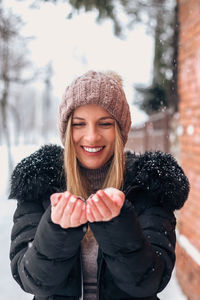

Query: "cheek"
left=72, top=130, right=79, bottom=144
left=106, top=131, right=115, bottom=149
left=109, top=130, right=115, bottom=144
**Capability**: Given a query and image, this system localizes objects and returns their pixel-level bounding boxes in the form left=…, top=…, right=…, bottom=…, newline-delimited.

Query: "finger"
left=51, top=192, right=71, bottom=223
left=50, top=193, right=57, bottom=202
left=86, top=203, right=96, bottom=223
left=103, top=188, right=125, bottom=206
left=80, top=204, right=87, bottom=224
left=64, top=195, right=77, bottom=217
left=50, top=193, right=62, bottom=207
left=112, top=191, right=125, bottom=207
left=53, top=191, right=71, bottom=216
left=88, top=197, right=104, bottom=221
left=98, top=191, right=121, bottom=219
left=97, top=190, right=117, bottom=210
left=91, top=194, right=111, bottom=221
left=60, top=195, right=77, bottom=228
left=70, top=200, right=84, bottom=226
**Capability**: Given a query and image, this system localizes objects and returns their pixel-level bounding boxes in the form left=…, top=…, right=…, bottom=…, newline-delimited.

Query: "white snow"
left=186, top=125, right=195, bottom=136
left=176, top=230, right=200, bottom=266
left=0, top=199, right=32, bottom=299
left=0, top=145, right=187, bottom=299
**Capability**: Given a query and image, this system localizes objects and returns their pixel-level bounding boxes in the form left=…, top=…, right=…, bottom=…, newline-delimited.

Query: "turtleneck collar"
left=78, top=156, right=113, bottom=194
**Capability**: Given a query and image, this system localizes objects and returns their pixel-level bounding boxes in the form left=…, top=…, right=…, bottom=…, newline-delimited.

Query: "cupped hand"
left=86, top=188, right=125, bottom=223
left=50, top=192, right=87, bottom=229
left=50, top=188, right=125, bottom=228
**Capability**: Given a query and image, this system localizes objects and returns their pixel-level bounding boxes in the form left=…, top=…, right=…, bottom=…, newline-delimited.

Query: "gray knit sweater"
left=79, top=159, right=112, bottom=300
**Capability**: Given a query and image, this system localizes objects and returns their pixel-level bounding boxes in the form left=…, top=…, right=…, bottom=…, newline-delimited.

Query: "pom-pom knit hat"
left=58, top=70, right=131, bottom=145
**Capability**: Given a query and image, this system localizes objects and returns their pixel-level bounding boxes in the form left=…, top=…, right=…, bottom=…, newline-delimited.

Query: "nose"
left=84, top=124, right=101, bottom=144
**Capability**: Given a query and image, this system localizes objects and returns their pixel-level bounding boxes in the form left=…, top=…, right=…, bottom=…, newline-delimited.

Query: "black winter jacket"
left=9, top=144, right=189, bottom=300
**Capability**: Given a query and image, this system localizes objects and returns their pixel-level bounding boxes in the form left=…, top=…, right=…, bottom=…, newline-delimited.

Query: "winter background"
left=0, top=0, right=187, bottom=299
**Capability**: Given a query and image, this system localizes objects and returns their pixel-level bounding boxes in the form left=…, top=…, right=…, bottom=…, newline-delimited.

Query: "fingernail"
left=93, top=195, right=99, bottom=202
left=51, top=200, right=57, bottom=206
left=51, top=195, right=58, bottom=206
left=70, top=196, right=76, bottom=203
left=64, top=191, right=70, bottom=198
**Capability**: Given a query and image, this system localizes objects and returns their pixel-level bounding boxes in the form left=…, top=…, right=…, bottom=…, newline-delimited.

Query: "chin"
left=86, top=163, right=103, bottom=169
left=82, top=159, right=105, bottom=169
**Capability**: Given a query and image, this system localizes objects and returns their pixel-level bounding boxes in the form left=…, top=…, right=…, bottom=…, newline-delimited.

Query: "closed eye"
left=72, top=122, right=114, bottom=127
left=99, top=123, right=114, bottom=126
left=72, top=123, right=85, bottom=127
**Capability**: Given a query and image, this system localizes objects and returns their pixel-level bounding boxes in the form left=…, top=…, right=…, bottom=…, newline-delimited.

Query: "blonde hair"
left=64, top=114, right=125, bottom=199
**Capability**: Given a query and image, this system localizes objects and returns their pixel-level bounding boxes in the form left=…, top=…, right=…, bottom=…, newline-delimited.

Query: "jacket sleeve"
left=90, top=192, right=177, bottom=298
left=10, top=202, right=86, bottom=297
left=9, top=156, right=86, bottom=297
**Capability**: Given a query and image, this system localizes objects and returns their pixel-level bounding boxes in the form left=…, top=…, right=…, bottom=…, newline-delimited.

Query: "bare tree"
left=41, top=61, right=54, bottom=142
left=0, top=4, right=35, bottom=174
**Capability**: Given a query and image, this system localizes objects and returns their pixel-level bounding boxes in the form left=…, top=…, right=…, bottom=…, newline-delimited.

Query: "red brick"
left=176, top=244, right=200, bottom=300
left=177, top=0, right=200, bottom=297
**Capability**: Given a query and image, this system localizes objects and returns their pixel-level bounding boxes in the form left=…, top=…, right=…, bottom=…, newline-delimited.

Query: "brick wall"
left=176, top=0, right=200, bottom=299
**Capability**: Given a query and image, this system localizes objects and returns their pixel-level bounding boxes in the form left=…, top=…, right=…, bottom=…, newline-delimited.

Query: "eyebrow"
left=72, top=116, right=114, bottom=121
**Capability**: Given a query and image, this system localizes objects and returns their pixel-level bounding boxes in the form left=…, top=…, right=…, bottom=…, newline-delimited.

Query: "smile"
left=82, top=146, right=104, bottom=153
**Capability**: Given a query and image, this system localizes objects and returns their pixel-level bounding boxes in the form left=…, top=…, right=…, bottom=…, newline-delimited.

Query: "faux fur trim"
left=9, top=145, right=189, bottom=210
left=124, top=150, right=190, bottom=210
left=8, top=144, right=66, bottom=202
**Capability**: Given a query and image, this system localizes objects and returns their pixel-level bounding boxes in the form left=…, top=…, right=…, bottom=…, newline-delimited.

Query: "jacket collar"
left=9, top=144, right=189, bottom=211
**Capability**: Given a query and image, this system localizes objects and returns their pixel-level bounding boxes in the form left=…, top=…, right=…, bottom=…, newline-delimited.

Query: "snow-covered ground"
left=0, top=145, right=187, bottom=299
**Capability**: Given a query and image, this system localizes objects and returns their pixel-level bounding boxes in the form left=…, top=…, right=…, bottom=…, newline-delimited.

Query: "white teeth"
left=83, top=147, right=103, bottom=153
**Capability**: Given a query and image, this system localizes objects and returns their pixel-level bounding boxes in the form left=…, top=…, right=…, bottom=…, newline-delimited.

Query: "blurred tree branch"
left=29, top=0, right=178, bottom=115
left=0, top=3, right=38, bottom=173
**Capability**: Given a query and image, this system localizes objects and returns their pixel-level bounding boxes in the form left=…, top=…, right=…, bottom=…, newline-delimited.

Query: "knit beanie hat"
left=58, top=70, right=131, bottom=145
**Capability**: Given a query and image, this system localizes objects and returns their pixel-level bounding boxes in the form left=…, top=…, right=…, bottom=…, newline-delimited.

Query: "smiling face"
left=72, top=104, right=115, bottom=169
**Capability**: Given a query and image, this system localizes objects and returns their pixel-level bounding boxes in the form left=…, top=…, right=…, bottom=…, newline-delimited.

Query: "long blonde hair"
left=64, top=114, right=125, bottom=199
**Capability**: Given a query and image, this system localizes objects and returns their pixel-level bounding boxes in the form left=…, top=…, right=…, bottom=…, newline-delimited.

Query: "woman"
left=9, top=70, right=189, bottom=300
